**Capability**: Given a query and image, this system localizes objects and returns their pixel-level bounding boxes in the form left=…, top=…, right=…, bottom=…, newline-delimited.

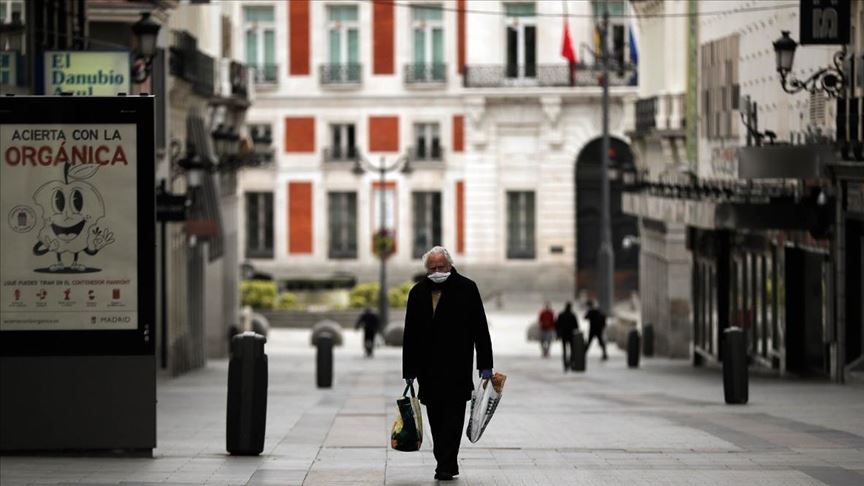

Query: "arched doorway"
left=575, top=137, right=638, bottom=301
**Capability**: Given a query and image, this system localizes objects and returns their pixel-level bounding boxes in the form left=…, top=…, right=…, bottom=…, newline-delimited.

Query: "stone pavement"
left=2, top=309, right=864, bottom=485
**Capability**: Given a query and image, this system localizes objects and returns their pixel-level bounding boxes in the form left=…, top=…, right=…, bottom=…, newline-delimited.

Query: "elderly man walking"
left=402, top=246, right=494, bottom=481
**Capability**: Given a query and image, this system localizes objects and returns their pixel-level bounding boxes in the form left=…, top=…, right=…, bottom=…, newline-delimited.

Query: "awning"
left=622, top=192, right=828, bottom=231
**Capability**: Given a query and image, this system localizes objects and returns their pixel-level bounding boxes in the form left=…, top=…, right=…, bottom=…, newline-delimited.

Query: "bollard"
left=642, top=324, right=654, bottom=357
left=723, top=327, right=748, bottom=404
left=627, top=329, right=640, bottom=368
left=226, top=331, right=268, bottom=455
left=570, top=333, right=586, bottom=372
left=316, top=334, right=334, bottom=388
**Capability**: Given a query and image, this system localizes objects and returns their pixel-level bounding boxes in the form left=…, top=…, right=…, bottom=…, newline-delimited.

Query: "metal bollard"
left=316, top=334, right=334, bottom=388
left=642, top=324, right=654, bottom=357
left=723, top=327, right=748, bottom=404
left=226, top=332, right=268, bottom=455
left=570, top=333, right=586, bottom=372
left=627, top=329, right=640, bottom=368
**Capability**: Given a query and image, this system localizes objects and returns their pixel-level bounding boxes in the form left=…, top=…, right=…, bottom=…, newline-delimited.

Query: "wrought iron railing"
left=320, top=63, right=362, bottom=85
left=404, top=63, right=447, bottom=84
left=635, top=97, right=657, bottom=134
left=249, top=63, right=278, bottom=84
left=323, top=146, right=360, bottom=162
left=192, top=51, right=215, bottom=97
left=463, top=63, right=636, bottom=88
left=408, top=144, right=444, bottom=162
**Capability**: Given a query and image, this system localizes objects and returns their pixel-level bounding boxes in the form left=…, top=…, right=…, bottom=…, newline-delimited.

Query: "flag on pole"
left=628, top=26, right=638, bottom=85
left=561, top=2, right=577, bottom=86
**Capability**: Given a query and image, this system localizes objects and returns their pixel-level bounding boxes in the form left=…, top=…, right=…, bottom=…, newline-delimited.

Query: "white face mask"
left=427, top=272, right=451, bottom=284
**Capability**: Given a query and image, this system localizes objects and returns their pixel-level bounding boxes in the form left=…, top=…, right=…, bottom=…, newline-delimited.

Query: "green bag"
left=390, top=383, right=423, bottom=451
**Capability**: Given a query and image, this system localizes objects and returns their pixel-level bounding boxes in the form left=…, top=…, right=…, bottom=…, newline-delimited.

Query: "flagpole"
left=598, top=6, right=614, bottom=316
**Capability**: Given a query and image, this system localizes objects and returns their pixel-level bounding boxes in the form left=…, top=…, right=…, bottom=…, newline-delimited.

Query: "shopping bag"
left=390, top=382, right=423, bottom=451
left=466, top=372, right=507, bottom=443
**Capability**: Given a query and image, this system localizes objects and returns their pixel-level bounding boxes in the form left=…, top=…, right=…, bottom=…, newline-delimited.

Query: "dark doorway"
left=575, top=138, right=638, bottom=300
left=845, top=220, right=863, bottom=369
left=785, top=248, right=829, bottom=377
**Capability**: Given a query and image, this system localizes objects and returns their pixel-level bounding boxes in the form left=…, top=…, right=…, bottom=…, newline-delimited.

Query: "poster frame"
left=0, top=95, right=155, bottom=357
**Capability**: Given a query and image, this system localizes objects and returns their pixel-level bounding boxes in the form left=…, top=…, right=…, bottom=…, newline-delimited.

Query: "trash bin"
left=627, top=329, right=640, bottom=368
left=226, top=331, right=268, bottom=455
left=642, top=323, right=654, bottom=357
left=316, top=334, right=334, bottom=388
left=723, top=327, right=748, bottom=404
left=570, top=333, right=586, bottom=372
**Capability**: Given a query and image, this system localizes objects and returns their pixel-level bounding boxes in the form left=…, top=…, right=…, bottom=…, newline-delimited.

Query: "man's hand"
left=479, top=369, right=493, bottom=380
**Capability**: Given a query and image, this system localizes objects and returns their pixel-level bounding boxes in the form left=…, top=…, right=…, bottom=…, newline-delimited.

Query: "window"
left=328, top=192, right=357, bottom=258
left=249, top=123, right=273, bottom=162
left=245, top=192, right=273, bottom=258
left=507, top=191, right=535, bottom=259
left=0, top=1, right=24, bottom=23
left=243, top=6, right=277, bottom=83
left=413, top=123, right=441, bottom=160
left=0, top=52, right=13, bottom=86
left=505, top=3, right=536, bottom=79
left=412, top=192, right=442, bottom=258
left=327, top=123, right=357, bottom=161
left=327, top=5, right=360, bottom=82
left=700, top=34, right=739, bottom=139
left=411, top=4, right=445, bottom=81
left=591, top=1, right=628, bottom=67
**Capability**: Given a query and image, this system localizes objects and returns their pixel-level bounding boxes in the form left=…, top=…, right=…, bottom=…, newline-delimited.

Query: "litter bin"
left=570, top=333, right=586, bottom=372
left=627, top=329, right=640, bottom=368
left=642, top=323, right=654, bottom=357
left=316, top=334, right=334, bottom=388
left=226, top=331, right=268, bottom=455
left=723, top=327, right=748, bottom=404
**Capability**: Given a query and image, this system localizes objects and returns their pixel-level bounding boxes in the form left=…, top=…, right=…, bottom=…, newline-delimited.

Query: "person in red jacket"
left=538, top=302, right=556, bottom=358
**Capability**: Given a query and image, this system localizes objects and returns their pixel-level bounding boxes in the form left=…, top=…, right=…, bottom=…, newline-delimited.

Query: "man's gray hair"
left=422, top=246, right=454, bottom=267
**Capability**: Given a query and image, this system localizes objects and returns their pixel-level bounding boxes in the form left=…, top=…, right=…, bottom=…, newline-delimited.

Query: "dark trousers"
left=586, top=330, right=608, bottom=358
left=425, top=400, right=466, bottom=475
left=561, top=336, right=572, bottom=370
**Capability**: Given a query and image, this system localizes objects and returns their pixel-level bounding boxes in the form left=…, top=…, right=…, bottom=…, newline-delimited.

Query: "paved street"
left=2, top=309, right=864, bottom=485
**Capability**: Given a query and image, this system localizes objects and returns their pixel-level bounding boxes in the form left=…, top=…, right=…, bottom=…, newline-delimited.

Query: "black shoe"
left=434, top=472, right=455, bottom=481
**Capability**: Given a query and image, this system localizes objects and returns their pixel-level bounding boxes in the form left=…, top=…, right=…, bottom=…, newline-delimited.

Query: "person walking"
left=555, top=302, right=579, bottom=371
left=584, top=300, right=609, bottom=360
left=538, top=302, right=556, bottom=358
left=355, top=307, right=379, bottom=357
left=402, top=246, right=493, bottom=481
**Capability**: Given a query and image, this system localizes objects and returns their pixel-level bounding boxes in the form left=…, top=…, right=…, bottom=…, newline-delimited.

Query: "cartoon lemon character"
left=32, top=162, right=114, bottom=272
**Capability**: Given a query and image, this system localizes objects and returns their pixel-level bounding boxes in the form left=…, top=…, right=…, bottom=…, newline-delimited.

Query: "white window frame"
left=243, top=5, right=276, bottom=83
left=504, top=3, right=537, bottom=79
left=411, top=4, right=444, bottom=66
left=413, top=122, right=441, bottom=160
left=0, top=0, right=24, bottom=23
left=328, top=123, right=357, bottom=160
left=327, top=5, right=360, bottom=66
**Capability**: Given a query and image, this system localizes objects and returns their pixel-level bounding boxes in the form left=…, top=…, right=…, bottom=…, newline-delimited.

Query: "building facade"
left=624, top=0, right=861, bottom=382
left=237, top=0, right=639, bottom=300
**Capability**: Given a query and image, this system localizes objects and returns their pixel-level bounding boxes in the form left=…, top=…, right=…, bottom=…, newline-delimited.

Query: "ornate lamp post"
left=131, top=12, right=161, bottom=84
left=353, top=155, right=412, bottom=330
left=772, top=30, right=846, bottom=97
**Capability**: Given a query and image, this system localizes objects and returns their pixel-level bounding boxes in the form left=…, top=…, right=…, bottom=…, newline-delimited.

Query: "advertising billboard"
left=0, top=96, right=154, bottom=356
left=44, top=51, right=131, bottom=96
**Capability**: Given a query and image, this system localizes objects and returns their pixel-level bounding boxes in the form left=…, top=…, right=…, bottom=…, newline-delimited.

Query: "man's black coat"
left=402, top=267, right=493, bottom=404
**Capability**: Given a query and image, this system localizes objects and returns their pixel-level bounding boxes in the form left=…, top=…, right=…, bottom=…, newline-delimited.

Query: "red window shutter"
left=368, top=116, right=399, bottom=152
left=289, top=0, right=310, bottom=75
left=452, top=115, right=464, bottom=152
left=373, top=0, right=395, bottom=74
left=284, top=117, right=315, bottom=153
left=288, top=182, right=313, bottom=254
left=456, top=181, right=465, bottom=254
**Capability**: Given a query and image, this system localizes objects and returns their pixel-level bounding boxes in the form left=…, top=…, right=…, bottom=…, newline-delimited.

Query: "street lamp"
left=772, top=30, right=846, bottom=97
left=131, top=12, right=161, bottom=84
left=352, top=154, right=412, bottom=331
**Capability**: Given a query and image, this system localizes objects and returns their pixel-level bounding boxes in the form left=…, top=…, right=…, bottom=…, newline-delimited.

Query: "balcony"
left=320, top=64, right=362, bottom=86
left=249, top=63, right=278, bottom=85
left=169, top=30, right=215, bottom=97
left=408, top=144, right=443, bottom=162
left=635, top=97, right=657, bottom=134
left=404, top=63, right=447, bottom=85
left=323, top=146, right=360, bottom=163
left=463, top=63, right=636, bottom=88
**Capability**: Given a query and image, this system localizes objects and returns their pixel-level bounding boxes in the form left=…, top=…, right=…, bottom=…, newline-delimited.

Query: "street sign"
left=799, top=0, right=850, bottom=45
left=44, top=51, right=131, bottom=96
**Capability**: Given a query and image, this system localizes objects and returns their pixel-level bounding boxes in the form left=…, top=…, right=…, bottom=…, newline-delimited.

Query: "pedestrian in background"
left=555, top=302, right=579, bottom=372
left=355, top=307, right=379, bottom=358
left=584, top=300, right=609, bottom=360
left=402, top=246, right=494, bottom=481
left=538, top=302, right=556, bottom=358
